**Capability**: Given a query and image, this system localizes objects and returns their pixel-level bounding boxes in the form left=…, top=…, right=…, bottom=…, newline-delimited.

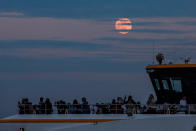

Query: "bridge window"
left=154, top=79, right=160, bottom=90
left=170, top=79, right=182, bottom=92
left=162, top=80, right=169, bottom=90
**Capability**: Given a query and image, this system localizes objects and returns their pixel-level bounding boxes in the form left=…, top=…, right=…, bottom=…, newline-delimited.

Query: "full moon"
left=115, top=18, right=132, bottom=35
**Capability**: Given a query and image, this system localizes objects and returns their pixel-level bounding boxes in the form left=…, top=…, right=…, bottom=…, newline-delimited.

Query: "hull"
left=1, top=114, right=196, bottom=131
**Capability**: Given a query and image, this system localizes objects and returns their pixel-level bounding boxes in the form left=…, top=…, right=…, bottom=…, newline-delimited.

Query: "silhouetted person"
left=110, top=99, right=117, bottom=114
left=116, top=97, right=123, bottom=114
left=101, top=103, right=109, bottom=114
left=96, top=103, right=103, bottom=114
left=39, top=97, right=45, bottom=114
left=56, top=100, right=66, bottom=114
left=65, top=102, right=71, bottom=114
left=92, top=103, right=98, bottom=114
left=45, top=98, right=53, bottom=114
left=126, top=96, right=136, bottom=114
left=18, top=100, right=24, bottom=114
left=19, top=98, right=31, bottom=114
left=81, top=97, right=90, bottom=114
left=33, top=104, right=39, bottom=114
left=71, top=99, right=80, bottom=114
left=146, top=94, right=156, bottom=114
left=180, top=96, right=187, bottom=113
left=147, top=94, right=156, bottom=106
left=126, top=96, right=136, bottom=105
left=136, top=101, right=142, bottom=114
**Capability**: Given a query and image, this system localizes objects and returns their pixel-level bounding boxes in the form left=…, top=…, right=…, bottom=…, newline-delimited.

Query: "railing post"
left=45, top=104, right=46, bottom=114
left=24, top=104, right=25, bottom=114
left=188, top=104, right=191, bottom=114
left=115, top=104, right=117, bottom=114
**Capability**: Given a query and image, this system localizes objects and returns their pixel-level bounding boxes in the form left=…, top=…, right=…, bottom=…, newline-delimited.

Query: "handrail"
left=17, top=103, right=196, bottom=115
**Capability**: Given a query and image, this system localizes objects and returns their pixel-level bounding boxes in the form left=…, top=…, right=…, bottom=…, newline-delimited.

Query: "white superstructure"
left=0, top=114, right=196, bottom=131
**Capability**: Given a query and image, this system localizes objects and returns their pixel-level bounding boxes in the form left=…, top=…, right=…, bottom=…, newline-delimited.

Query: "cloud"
left=0, top=17, right=196, bottom=43
left=1, top=43, right=196, bottom=63
left=134, top=17, right=196, bottom=23
left=0, top=12, right=24, bottom=16
left=1, top=17, right=196, bottom=63
left=0, top=17, right=113, bottom=42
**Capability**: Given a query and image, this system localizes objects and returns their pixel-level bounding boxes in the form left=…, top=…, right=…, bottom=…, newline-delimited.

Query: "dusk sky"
left=1, top=0, right=196, bottom=114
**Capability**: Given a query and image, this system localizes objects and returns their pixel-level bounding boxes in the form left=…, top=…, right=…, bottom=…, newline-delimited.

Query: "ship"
left=1, top=54, right=196, bottom=131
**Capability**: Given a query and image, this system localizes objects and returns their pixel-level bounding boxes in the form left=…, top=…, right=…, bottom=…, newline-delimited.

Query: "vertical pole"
left=188, top=105, right=191, bottom=114
left=153, top=41, right=155, bottom=64
left=24, top=104, right=25, bottom=114
left=116, top=104, right=117, bottom=114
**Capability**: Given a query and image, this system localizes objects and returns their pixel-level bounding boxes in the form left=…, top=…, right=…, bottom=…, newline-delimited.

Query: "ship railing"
left=17, top=103, right=196, bottom=115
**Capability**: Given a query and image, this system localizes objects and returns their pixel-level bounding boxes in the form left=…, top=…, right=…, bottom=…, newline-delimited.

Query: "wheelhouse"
left=146, top=64, right=196, bottom=104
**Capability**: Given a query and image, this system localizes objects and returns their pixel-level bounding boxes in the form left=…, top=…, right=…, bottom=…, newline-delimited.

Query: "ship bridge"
left=146, top=64, right=196, bottom=104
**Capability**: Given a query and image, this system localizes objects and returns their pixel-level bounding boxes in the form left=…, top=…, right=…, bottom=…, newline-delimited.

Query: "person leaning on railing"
left=55, top=100, right=66, bottom=114
left=18, top=98, right=32, bottom=114
left=45, top=98, right=53, bottom=114
left=124, top=96, right=136, bottom=114
left=110, top=99, right=117, bottom=114
left=146, top=94, right=157, bottom=114
left=179, top=96, right=188, bottom=113
left=81, top=97, right=90, bottom=114
left=38, top=97, right=45, bottom=114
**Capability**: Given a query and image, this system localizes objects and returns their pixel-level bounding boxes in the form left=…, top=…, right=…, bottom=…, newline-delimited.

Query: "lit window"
left=162, top=80, right=169, bottom=90
left=170, top=79, right=182, bottom=92
left=154, top=79, right=160, bottom=90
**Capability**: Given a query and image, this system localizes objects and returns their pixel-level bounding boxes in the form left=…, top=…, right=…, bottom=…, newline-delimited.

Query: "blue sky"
left=1, top=0, right=196, bottom=114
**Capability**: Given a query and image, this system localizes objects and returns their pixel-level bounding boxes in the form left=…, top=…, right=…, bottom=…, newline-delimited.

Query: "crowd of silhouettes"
left=54, top=97, right=90, bottom=114
left=18, top=98, right=33, bottom=114
left=18, top=96, right=144, bottom=114
left=18, top=97, right=53, bottom=114
left=54, top=96, right=142, bottom=114
left=17, top=94, right=193, bottom=115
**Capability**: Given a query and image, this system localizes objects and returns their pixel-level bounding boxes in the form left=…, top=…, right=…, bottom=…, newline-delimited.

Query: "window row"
left=154, top=78, right=182, bottom=92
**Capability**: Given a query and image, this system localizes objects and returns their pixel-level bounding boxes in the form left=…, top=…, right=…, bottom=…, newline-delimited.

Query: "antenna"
left=152, top=42, right=155, bottom=64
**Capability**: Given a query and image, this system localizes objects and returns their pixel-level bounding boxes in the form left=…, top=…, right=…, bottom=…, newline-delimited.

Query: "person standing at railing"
left=18, top=99, right=25, bottom=114
left=71, top=99, right=81, bottom=114
left=24, top=98, right=30, bottom=114
left=110, top=99, right=117, bottom=114
left=65, top=103, right=71, bottom=114
left=95, top=103, right=102, bottom=114
left=125, top=96, right=136, bottom=114
left=179, top=96, right=187, bottom=113
left=81, top=97, right=90, bottom=114
left=38, top=97, right=45, bottom=114
left=92, top=103, right=98, bottom=114
left=55, top=100, right=66, bottom=114
left=116, top=97, right=124, bottom=114
left=45, top=98, right=53, bottom=114
left=18, top=98, right=33, bottom=114
left=146, top=94, right=156, bottom=114
left=136, top=102, right=142, bottom=114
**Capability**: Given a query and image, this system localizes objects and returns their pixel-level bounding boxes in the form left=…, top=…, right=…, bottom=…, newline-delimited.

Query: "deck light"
left=19, top=128, right=24, bottom=131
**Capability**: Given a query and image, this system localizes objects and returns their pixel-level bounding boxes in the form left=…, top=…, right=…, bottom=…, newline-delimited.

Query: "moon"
left=115, top=18, right=132, bottom=35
